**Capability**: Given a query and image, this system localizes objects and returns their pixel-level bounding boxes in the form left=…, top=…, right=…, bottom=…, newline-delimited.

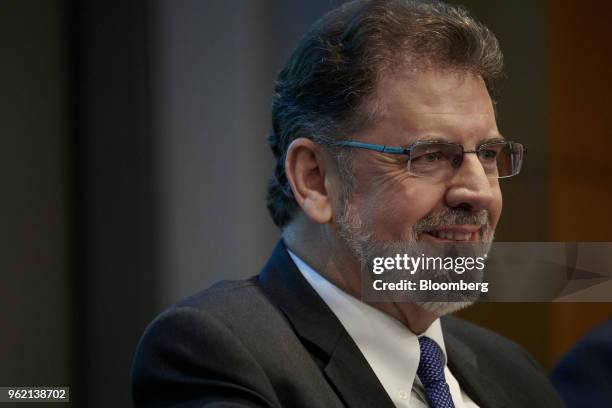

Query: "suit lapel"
left=443, top=326, right=512, bottom=408
left=257, top=240, right=395, bottom=408
left=324, top=331, right=396, bottom=408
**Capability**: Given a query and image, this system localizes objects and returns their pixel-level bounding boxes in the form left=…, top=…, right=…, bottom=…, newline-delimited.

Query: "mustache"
left=413, top=208, right=489, bottom=233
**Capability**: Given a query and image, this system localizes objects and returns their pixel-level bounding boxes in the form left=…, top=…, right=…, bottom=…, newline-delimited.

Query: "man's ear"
left=284, top=138, right=333, bottom=224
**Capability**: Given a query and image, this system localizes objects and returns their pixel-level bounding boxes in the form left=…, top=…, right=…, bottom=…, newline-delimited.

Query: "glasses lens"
left=478, top=142, right=525, bottom=178
left=408, top=143, right=462, bottom=179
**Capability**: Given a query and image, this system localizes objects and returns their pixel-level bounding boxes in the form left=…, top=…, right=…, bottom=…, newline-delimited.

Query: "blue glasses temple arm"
left=333, top=140, right=407, bottom=154
left=335, top=140, right=526, bottom=155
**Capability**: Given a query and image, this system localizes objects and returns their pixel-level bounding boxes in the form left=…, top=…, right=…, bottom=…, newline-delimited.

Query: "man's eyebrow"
left=478, top=136, right=506, bottom=145
left=398, top=135, right=452, bottom=148
left=397, top=135, right=507, bottom=149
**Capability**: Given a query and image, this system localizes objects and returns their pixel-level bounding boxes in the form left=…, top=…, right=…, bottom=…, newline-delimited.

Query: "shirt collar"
left=288, top=249, right=448, bottom=404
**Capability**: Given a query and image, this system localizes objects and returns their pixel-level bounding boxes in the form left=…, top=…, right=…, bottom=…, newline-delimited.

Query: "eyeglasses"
left=332, top=140, right=526, bottom=181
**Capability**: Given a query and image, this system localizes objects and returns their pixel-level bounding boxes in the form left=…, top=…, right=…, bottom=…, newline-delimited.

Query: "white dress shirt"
left=288, top=250, right=479, bottom=408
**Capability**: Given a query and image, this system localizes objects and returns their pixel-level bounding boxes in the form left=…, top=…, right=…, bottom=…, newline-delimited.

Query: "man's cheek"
left=491, top=187, right=503, bottom=226
left=378, top=194, right=443, bottom=239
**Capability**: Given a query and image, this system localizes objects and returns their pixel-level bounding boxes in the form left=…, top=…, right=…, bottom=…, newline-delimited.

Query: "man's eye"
left=479, top=149, right=498, bottom=160
left=416, top=152, right=443, bottom=162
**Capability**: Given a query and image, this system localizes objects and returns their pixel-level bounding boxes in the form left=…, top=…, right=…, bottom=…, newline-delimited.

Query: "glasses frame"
left=331, top=139, right=527, bottom=179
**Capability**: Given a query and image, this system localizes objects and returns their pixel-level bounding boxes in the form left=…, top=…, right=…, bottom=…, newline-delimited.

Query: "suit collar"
left=258, top=240, right=512, bottom=408
left=442, top=318, right=513, bottom=408
left=257, top=240, right=395, bottom=408
left=257, top=240, right=343, bottom=354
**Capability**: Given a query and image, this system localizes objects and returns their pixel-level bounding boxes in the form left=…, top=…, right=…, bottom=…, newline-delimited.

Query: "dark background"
left=2, top=0, right=611, bottom=406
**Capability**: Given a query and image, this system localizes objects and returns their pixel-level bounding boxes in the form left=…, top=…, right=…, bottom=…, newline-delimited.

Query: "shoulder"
left=441, top=315, right=533, bottom=359
left=441, top=315, right=565, bottom=406
left=551, top=319, right=612, bottom=407
left=174, top=277, right=272, bottom=320
left=564, top=318, right=612, bottom=349
left=131, top=277, right=288, bottom=407
left=550, top=318, right=612, bottom=373
left=441, top=315, right=544, bottom=371
left=135, top=276, right=292, bottom=358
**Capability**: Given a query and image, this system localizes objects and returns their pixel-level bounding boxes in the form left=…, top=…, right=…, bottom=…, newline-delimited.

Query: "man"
left=132, top=1, right=564, bottom=406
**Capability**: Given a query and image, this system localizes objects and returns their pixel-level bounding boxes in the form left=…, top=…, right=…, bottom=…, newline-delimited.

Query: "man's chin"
left=415, top=301, right=475, bottom=316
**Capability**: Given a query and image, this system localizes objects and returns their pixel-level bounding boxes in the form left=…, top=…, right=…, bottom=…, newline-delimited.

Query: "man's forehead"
left=362, top=68, right=500, bottom=145
left=374, top=68, right=493, bottom=113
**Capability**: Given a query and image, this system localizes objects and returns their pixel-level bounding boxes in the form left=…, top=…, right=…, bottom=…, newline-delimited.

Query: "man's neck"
left=283, top=222, right=439, bottom=335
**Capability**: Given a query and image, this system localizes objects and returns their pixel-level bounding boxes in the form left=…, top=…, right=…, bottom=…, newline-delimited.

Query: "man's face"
left=333, top=69, right=503, bottom=313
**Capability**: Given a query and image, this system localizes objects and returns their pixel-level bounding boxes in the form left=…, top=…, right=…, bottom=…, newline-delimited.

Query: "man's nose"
left=444, top=153, right=495, bottom=211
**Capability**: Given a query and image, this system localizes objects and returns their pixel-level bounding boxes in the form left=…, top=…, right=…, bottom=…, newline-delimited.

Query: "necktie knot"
left=417, top=336, right=455, bottom=408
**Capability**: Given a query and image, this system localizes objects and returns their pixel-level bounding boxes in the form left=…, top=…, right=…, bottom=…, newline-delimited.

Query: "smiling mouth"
left=421, top=226, right=482, bottom=242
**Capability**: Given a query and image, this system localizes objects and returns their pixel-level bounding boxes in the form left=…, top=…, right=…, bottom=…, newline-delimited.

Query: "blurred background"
left=2, top=0, right=611, bottom=406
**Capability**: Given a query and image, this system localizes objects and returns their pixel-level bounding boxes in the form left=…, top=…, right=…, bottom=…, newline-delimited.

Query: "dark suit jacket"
left=551, top=319, right=612, bottom=407
left=132, top=240, right=564, bottom=407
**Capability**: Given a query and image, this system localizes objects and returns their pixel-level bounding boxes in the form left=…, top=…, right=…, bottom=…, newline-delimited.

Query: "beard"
left=335, top=192, right=495, bottom=316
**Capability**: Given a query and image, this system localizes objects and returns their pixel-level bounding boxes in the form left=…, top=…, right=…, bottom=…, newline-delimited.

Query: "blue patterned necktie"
left=417, top=336, right=455, bottom=408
